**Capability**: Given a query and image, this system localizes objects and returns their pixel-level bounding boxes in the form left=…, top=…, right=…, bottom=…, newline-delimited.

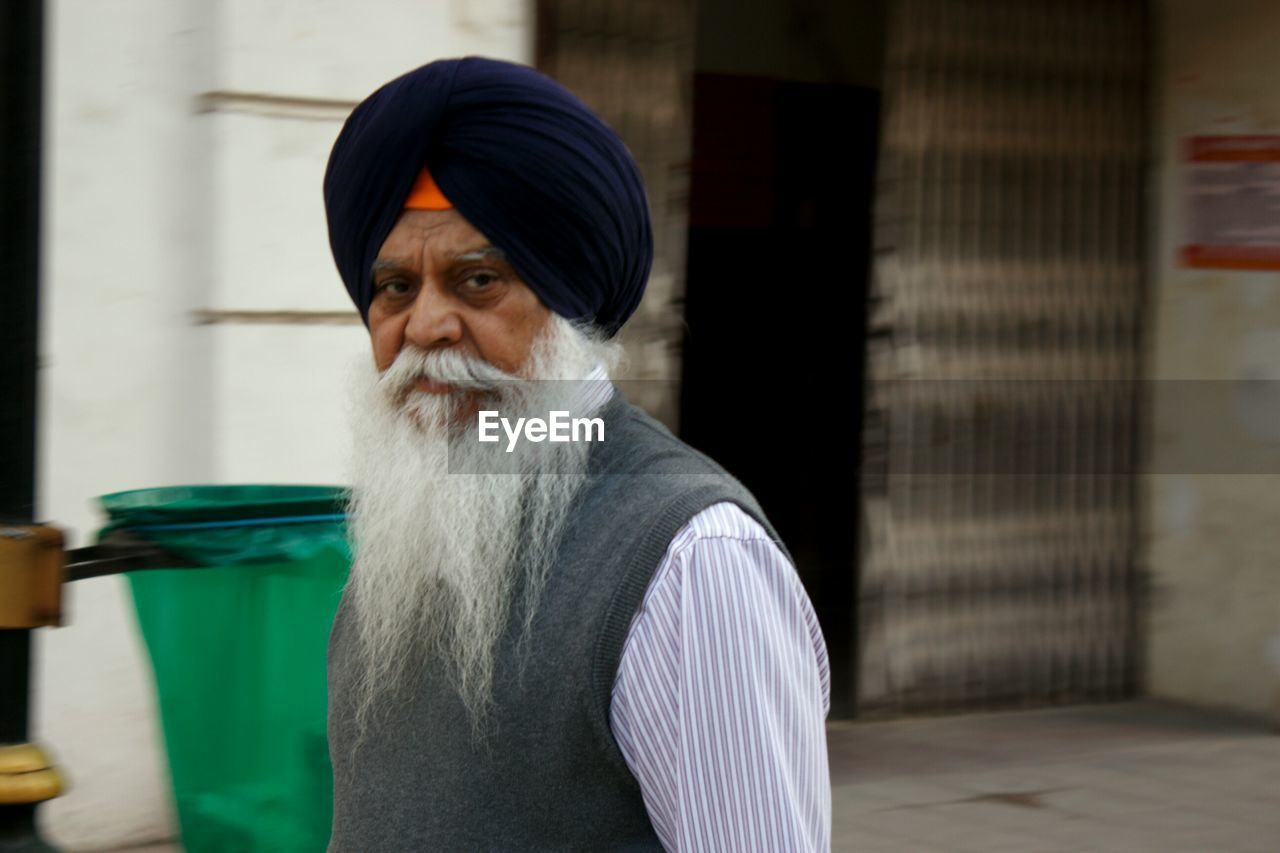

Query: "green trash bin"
left=99, top=485, right=351, bottom=853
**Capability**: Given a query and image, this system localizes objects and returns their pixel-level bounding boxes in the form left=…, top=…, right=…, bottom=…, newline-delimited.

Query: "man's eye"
left=461, top=272, right=499, bottom=290
left=376, top=280, right=412, bottom=296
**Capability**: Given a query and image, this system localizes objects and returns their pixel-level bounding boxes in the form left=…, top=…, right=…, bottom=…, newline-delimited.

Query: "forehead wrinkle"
left=373, top=221, right=506, bottom=277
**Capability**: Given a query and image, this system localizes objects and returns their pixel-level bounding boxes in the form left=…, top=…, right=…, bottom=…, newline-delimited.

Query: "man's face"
left=345, top=227, right=606, bottom=726
left=368, top=208, right=552, bottom=382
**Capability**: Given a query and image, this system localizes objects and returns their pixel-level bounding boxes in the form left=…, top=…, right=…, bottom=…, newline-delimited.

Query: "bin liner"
left=100, top=485, right=351, bottom=853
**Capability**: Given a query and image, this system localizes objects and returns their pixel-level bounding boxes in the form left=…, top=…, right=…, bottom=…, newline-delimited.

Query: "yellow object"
left=0, top=744, right=64, bottom=805
left=0, top=524, right=64, bottom=628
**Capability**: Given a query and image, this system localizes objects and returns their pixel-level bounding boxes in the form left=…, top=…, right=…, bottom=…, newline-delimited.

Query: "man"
left=323, top=56, right=831, bottom=851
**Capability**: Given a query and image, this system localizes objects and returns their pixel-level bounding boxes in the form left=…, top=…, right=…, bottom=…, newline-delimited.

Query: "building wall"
left=859, top=0, right=1146, bottom=713
left=36, top=1, right=531, bottom=847
left=1146, top=0, right=1280, bottom=722
left=695, top=0, right=885, bottom=87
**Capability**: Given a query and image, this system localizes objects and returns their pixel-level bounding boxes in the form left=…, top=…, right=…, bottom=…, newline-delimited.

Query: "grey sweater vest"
left=327, top=391, right=788, bottom=851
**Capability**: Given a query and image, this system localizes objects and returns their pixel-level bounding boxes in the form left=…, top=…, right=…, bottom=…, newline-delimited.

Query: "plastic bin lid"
left=100, top=485, right=349, bottom=528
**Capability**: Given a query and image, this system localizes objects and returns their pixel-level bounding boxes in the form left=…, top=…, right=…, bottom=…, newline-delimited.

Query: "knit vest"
left=327, top=391, right=788, bottom=851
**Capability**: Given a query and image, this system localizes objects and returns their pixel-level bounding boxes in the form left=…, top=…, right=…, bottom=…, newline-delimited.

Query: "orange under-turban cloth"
left=403, top=167, right=452, bottom=210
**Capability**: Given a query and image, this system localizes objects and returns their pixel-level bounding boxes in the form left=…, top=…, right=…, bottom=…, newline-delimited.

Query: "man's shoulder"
left=592, top=391, right=736, bottom=481
left=653, top=501, right=792, bottom=592
left=680, top=500, right=783, bottom=545
left=576, top=391, right=791, bottom=566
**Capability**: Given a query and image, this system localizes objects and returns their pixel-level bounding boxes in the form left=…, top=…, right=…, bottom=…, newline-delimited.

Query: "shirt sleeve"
left=610, top=501, right=832, bottom=852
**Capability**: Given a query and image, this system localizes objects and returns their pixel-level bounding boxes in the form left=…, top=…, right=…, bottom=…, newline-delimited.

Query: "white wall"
left=37, top=1, right=531, bottom=847
left=1146, top=0, right=1280, bottom=722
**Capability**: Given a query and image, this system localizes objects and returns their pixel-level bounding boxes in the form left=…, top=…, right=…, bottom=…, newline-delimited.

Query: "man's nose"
left=402, top=286, right=463, bottom=350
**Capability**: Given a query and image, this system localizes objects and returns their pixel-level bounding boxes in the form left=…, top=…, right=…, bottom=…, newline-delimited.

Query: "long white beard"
left=343, top=316, right=621, bottom=734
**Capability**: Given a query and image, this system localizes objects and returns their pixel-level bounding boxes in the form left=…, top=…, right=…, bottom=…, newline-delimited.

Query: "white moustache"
left=379, top=345, right=520, bottom=396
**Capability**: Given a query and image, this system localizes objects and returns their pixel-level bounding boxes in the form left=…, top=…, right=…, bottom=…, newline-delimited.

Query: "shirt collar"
left=574, top=362, right=614, bottom=416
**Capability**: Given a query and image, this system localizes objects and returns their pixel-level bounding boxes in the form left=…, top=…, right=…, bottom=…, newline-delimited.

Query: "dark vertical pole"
left=0, top=0, right=54, bottom=849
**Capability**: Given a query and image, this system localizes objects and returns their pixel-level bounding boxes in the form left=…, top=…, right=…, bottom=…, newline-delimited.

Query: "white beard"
left=343, top=316, right=621, bottom=734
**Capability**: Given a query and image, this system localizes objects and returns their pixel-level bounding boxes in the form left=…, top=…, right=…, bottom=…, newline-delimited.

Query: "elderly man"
left=322, top=57, right=830, bottom=851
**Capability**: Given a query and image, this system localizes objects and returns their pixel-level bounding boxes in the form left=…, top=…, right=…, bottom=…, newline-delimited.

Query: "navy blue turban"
left=323, top=57, right=653, bottom=337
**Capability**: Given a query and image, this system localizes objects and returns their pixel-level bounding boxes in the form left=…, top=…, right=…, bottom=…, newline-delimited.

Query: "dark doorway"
left=679, top=72, right=879, bottom=717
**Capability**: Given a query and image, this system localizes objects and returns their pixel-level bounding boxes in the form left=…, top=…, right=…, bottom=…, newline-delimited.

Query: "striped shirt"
left=577, top=370, right=832, bottom=851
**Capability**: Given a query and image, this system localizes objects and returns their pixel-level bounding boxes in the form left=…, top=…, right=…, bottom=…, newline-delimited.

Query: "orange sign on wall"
left=1180, top=135, right=1280, bottom=270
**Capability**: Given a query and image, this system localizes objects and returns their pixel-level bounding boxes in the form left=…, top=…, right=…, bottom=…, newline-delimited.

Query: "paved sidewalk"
left=829, top=701, right=1280, bottom=852
left=105, top=701, right=1279, bottom=852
